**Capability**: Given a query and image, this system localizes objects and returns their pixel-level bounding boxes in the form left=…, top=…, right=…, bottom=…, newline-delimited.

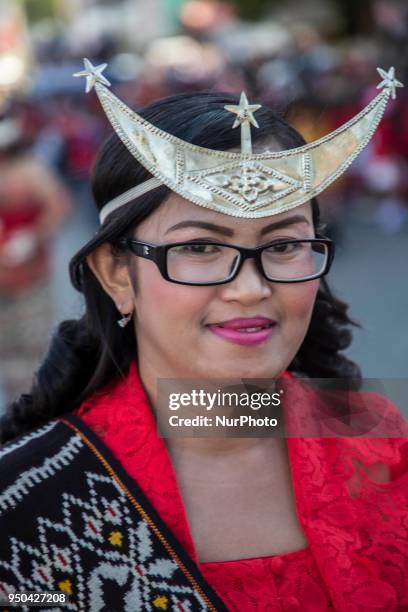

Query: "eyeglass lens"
left=166, top=241, right=328, bottom=283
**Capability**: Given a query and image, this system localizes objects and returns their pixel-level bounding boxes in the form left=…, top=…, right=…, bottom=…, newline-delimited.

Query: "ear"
left=86, top=243, right=134, bottom=313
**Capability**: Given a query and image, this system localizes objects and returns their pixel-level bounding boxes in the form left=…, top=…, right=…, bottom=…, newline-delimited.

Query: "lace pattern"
left=74, top=363, right=408, bottom=611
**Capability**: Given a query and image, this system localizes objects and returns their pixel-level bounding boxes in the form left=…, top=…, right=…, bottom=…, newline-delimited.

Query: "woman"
left=0, top=116, right=71, bottom=406
left=0, top=64, right=407, bottom=611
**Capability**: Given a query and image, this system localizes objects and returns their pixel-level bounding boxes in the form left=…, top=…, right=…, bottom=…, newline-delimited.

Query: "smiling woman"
left=87, top=198, right=330, bottom=385
left=0, top=73, right=407, bottom=612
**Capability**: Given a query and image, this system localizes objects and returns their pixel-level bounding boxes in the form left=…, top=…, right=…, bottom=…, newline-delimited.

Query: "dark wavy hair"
left=0, top=91, right=361, bottom=444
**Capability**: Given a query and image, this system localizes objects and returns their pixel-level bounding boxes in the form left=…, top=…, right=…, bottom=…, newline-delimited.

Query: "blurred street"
left=330, top=202, right=408, bottom=379
left=0, top=0, right=407, bottom=409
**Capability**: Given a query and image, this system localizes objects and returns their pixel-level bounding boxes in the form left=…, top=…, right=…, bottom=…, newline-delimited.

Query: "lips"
left=206, top=317, right=277, bottom=346
left=210, top=317, right=276, bottom=330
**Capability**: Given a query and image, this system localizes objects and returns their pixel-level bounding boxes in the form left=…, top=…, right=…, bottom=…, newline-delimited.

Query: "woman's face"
left=125, top=196, right=320, bottom=382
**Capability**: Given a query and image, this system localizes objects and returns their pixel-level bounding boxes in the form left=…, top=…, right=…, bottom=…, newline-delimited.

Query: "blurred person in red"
left=0, top=113, right=72, bottom=407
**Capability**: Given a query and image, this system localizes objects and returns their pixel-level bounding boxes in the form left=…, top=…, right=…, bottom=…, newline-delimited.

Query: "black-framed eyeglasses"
left=118, top=235, right=335, bottom=286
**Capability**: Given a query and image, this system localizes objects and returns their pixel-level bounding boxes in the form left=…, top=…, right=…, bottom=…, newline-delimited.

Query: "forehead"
left=135, top=192, right=314, bottom=238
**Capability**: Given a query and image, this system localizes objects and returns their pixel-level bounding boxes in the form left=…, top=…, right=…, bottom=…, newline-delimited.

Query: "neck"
left=164, top=434, right=281, bottom=460
left=138, top=356, right=283, bottom=458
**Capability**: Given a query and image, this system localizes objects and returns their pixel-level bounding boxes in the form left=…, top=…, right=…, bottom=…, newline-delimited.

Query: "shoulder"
left=285, top=376, right=408, bottom=470
left=0, top=418, right=82, bottom=496
left=0, top=417, right=76, bottom=458
left=0, top=420, right=61, bottom=462
left=285, top=374, right=408, bottom=430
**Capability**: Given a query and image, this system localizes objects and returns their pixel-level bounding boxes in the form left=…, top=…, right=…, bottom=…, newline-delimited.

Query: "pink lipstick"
left=207, top=316, right=277, bottom=346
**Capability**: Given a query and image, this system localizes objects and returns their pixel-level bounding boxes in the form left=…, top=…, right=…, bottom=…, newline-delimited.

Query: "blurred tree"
left=166, top=0, right=185, bottom=30
left=229, top=0, right=270, bottom=21
left=332, top=0, right=374, bottom=34
left=231, top=0, right=375, bottom=33
left=17, top=0, right=58, bottom=23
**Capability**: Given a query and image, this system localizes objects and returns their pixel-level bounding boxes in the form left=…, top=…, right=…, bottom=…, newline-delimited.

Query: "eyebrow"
left=164, top=215, right=310, bottom=237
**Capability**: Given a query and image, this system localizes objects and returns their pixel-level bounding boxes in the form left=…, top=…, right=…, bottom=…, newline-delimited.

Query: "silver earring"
left=117, top=312, right=132, bottom=328
left=116, top=302, right=133, bottom=328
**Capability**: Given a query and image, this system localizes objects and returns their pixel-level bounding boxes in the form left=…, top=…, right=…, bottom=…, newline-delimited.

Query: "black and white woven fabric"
left=0, top=415, right=228, bottom=612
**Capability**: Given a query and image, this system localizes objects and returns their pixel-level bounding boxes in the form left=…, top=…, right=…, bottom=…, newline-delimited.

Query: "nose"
left=218, top=257, right=273, bottom=305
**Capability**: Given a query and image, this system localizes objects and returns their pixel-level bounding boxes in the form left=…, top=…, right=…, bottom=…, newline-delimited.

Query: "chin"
left=205, top=362, right=281, bottom=380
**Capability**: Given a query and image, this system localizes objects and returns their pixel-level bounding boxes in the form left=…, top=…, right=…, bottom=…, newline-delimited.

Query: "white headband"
left=99, top=176, right=162, bottom=224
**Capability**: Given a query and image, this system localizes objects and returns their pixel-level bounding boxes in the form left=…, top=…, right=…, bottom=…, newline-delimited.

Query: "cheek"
left=132, top=262, right=213, bottom=327
left=279, top=280, right=319, bottom=327
left=274, top=281, right=319, bottom=368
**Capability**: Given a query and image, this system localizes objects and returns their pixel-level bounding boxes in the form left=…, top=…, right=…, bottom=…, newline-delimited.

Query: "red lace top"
left=74, top=362, right=408, bottom=611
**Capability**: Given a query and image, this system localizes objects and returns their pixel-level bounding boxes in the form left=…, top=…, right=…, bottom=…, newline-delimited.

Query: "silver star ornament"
left=224, top=92, right=262, bottom=154
left=71, top=58, right=401, bottom=222
left=376, top=67, right=404, bottom=99
left=224, top=91, right=262, bottom=129
left=73, top=58, right=111, bottom=93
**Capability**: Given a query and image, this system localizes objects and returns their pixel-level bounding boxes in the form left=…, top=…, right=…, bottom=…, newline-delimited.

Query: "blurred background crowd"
left=0, top=0, right=407, bottom=410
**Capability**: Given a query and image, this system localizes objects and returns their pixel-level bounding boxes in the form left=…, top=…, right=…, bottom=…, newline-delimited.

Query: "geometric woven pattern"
left=0, top=416, right=227, bottom=612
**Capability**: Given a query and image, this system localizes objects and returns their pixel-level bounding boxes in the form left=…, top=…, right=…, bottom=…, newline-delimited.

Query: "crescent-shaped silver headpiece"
left=73, top=59, right=403, bottom=224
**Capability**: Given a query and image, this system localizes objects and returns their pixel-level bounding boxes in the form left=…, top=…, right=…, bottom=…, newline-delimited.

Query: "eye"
left=266, top=242, right=304, bottom=255
left=170, top=243, right=222, bottom=255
